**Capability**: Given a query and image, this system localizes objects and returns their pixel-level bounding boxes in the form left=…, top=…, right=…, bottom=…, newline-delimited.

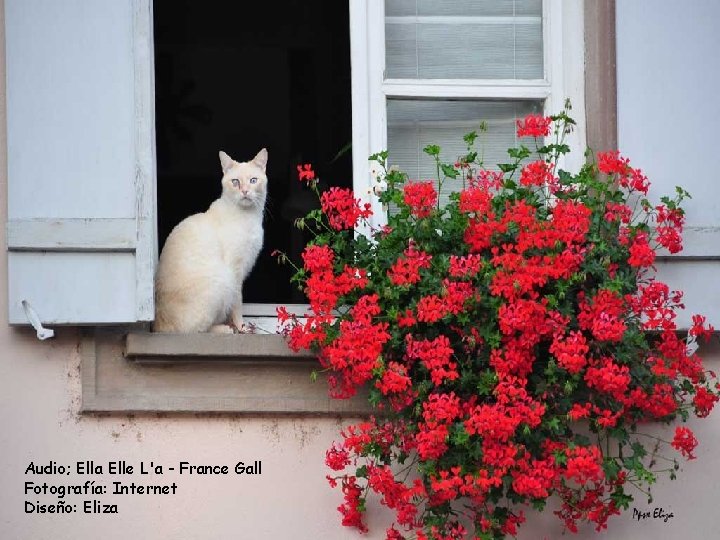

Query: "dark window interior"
left=154, top=1, right=352, bottom=304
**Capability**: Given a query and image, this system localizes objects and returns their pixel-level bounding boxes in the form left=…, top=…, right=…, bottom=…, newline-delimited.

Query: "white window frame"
left=349, top=0, right=587, bottom=233
left=246, top=0, right=586, bottom=327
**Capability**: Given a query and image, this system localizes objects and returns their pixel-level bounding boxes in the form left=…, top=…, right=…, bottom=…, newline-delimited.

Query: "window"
left=5, top=0, right=607, bottom=412
left=350, top=0, right=587, bottom=236
left=6, top=0, right=584, bottom=329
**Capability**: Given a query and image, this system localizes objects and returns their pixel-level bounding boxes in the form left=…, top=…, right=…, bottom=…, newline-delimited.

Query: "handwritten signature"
left=632, top=507, right=674, bottom=523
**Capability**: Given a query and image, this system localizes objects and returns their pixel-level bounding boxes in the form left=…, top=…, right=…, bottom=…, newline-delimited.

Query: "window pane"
left=385, top=0, right=543, bottom=79
left=387, top=99, right=543, bottom=206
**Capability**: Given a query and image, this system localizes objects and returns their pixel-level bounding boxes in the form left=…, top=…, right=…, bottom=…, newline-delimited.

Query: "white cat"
left=153, top=148, right=268, bottom=333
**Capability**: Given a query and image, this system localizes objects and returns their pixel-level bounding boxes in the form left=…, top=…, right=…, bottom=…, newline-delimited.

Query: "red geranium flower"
left=516, top=113, right=552, bottom=138
left=671, top=426, right=698, bottom=460
left=403, top=181, right=437, bottom=218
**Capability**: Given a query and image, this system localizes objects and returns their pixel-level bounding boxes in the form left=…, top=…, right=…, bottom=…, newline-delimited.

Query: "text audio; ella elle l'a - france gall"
left=25, top=460, right=263, bottom=475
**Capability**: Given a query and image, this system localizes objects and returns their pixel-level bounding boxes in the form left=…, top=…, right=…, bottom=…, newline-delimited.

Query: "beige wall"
left=1, top=2, right=720, bottom=540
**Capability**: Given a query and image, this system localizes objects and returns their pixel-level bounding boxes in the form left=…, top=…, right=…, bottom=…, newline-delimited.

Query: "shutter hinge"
left=21, top=301, right=55, bottom=340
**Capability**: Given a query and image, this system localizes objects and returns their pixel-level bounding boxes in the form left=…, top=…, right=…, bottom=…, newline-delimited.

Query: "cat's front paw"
left=234, top=322, right=257, bottom=334
left=209, top=324, right=235, bottom=334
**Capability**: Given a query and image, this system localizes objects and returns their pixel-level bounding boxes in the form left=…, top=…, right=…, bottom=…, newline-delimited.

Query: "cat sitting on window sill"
left=153, top=149, right=268, bottom=334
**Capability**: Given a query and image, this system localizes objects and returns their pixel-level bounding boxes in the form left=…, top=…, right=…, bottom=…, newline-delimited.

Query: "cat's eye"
left=250, top=177, right=258, bottom=184
left=231, top=179, right=240, bottom=188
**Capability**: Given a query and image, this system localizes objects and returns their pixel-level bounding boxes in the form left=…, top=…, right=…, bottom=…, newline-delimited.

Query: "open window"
left=5, top=0, right=585, bottom=330
left=153, top=0, right=353, bottom=316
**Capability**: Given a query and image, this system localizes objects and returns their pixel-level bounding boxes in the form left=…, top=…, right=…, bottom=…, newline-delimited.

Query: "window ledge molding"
left=125, top=332, right=314, bottom=363
left=81, top=330, right=371, bottom=415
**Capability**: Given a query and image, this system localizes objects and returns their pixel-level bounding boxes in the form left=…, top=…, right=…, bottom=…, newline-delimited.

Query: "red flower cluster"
left=516, top=113, right=552, bottom=138
left=551, top=331, right=589, bottom=374
left=585, top=357, right=631, bottom=401
left=472, top=169, right=504, bottom=191
left=690, top=314, right=716, bottom=342
left=325, top=443, right=351, bottom=471
left=320, top=187, right=372, bottom=230
left=338, top=476, right=367, bottom=532
left=598, top=151, right=649, bottom=194
left=628, top=232, right=655, bottom=267
left=403, top=181, right=437, bottom=218
left=458, top=186, right=492, bottom=215
left=406, top=334, right=458, bottom=386
left=301, top=244, right=334, bottom=273
left=280, top=111, right=717, bottom=539
left=296, top=163, right=315, bottom=182
left=322, top=294, right=390, bottom=398
left=564, top=445, right=604, bottom=484
left=578, top=290, right=627, bottom=342
left=388, top=244, right=432, bottom=286
left=597, top=151, right=631, bottom=176
left=629, top=280, right=682, bottom=331
left=671, top=426, right=698, bottom=460
left=519, top=160, right=556, bottom=191
left=416, top=294, right=447, bottom=323
left=448, top=254, right=483, bottom=278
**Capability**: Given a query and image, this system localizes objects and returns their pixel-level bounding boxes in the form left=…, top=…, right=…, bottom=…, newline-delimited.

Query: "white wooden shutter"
left=5, top=0, right=156, bottom=325
left=617, top=0, right=720, bottom=329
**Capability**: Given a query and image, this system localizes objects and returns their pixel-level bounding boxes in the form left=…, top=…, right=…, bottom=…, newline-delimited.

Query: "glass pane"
left=385, top=0, right=543, bottom=79
left=386, top=99, right=543, bottom=207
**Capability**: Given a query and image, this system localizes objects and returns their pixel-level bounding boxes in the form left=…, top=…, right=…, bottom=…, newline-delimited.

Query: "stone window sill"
left=124, top=332, right=314, bottom=363
left=81, top=330, right=370, bottom=415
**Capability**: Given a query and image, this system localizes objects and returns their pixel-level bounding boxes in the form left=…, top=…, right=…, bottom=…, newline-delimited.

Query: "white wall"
left=617, top=0, right=720, bottom=329
left=617, top=0, right=720, bottom=228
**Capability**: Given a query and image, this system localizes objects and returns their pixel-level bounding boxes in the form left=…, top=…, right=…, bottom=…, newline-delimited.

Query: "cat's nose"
left=242, top=189, right=249, bottom=196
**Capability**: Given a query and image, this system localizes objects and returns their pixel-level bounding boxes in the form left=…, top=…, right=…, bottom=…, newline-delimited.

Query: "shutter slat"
left=7, top=219, right=137, bottom=252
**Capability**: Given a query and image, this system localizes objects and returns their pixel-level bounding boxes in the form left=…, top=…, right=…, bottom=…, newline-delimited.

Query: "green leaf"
left=610, top=489, right=633, bottom=510
left=450, top=423, right=470, bottom=445
left=441, top=163, right=459, bottom=178
left=557, top=169, right=574, bottom=184
left=498, top=163, right=517, bottom=173
left=507, top=146, right=531, bottom=160
left=477, top=370, right=498, bottom=395
left=603, top=458, right=621, bottom=479
left=368, top=387, right=383, bottom=408
left=631, top=441, right=647, bottom=459
left=423, top=144, right=441, bottom=157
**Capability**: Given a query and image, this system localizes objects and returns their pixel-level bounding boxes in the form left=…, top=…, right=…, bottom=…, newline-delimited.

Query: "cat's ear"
left=252, top=148, right=268, bottom=172
left=219, top=151, right=234, bottom=174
